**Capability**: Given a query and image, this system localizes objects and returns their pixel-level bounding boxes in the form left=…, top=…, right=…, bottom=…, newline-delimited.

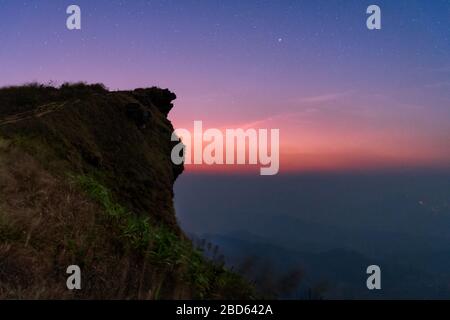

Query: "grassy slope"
left=0, top=83, right=254, bottom=299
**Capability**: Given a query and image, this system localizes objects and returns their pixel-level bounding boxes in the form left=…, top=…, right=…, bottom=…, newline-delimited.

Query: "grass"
left=73, top=174, right=127, bottom=219
left=0, top=214, right=23, bottom=243
left=72, top=173, right=254, bottom=298
left=0, top=82, right=108, bottom=116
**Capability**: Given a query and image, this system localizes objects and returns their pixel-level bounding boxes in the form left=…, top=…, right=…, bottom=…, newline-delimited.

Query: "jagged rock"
left=132, top=87, right=177, bottom=116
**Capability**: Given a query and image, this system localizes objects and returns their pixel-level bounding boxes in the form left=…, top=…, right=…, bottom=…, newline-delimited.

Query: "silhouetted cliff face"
left=0, top=83, right=253, bottom=299
left=0, top=84, right=183, bottom=228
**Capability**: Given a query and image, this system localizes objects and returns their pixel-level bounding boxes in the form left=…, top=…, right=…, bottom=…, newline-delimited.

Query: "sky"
left=0, top=0, right=449, bottom=172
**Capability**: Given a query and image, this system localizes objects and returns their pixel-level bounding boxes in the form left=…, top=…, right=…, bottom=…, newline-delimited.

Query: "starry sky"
left=0, top=0, right=449, bottom=172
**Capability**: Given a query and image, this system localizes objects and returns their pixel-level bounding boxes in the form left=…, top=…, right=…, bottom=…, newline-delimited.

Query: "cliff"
left=0, top=83, right=253, bottom=299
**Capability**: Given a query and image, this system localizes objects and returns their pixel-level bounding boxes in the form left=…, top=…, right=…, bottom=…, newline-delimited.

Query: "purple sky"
left=0, top=0, right=449, bottom=171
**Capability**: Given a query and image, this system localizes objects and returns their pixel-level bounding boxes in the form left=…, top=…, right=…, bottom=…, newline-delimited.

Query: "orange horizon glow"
left=182, top=152, right=450, bottom=174
left=171, top=94, right=450, bottom=174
